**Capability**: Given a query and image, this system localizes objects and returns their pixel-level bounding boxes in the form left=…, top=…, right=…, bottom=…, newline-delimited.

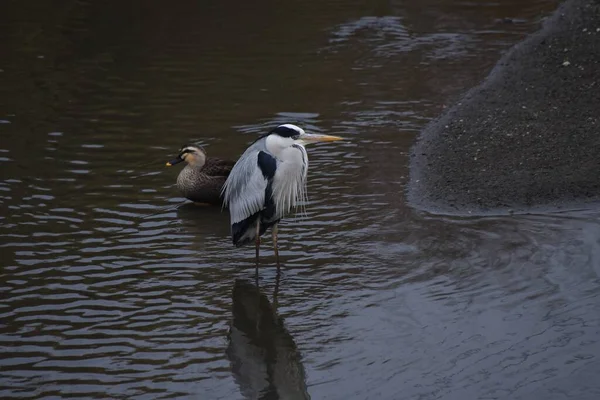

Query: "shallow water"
left=2, top=1, right=600, bottom=399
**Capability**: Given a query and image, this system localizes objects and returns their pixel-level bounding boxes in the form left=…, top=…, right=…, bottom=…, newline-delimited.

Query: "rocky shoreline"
left=408, top=0, right=600, bottom=214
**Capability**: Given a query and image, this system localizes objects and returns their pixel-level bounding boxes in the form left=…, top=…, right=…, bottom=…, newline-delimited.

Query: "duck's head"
left=166, top=144, right=206, bottom=168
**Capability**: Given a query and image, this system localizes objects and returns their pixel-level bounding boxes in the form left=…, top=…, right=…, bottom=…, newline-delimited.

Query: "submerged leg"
left=272, top=223, right=280, bottom=269
left=255, top=220, right=261, bottom=276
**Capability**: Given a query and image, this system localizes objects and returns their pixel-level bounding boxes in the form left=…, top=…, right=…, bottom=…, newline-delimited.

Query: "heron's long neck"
left=272, top=145, right=308, bottom=218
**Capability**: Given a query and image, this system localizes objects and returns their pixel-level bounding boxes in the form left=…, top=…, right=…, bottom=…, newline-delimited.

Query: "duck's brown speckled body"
left=167, top=145, right=235, bottom=205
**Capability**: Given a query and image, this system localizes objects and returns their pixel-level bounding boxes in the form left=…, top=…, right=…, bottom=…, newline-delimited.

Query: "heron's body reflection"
left=227, top=277, right=310, bottom=400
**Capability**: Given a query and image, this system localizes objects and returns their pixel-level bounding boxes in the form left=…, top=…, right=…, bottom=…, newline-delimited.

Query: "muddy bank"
left=409, top=0, right=600, bottom=214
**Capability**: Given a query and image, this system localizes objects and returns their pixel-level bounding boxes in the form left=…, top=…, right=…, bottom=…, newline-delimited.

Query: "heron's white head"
left=264, top=124, right=343, bottom=154
left=166, top=144, right=207, bottom=168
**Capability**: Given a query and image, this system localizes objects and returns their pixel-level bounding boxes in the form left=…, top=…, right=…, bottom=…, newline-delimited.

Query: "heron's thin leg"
left=255, top=220, right=261, bottom=275
left=273, top=267, right=281, bottom=311
left=272, top=223, right=280, bottom=269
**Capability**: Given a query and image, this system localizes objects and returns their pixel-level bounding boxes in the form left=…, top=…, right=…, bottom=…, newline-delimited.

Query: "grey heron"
left=222, top=124, right=342, bottom=269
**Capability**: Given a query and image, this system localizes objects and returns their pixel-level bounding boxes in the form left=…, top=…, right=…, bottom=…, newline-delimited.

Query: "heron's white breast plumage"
left=271, top=145, right=308, bottom=220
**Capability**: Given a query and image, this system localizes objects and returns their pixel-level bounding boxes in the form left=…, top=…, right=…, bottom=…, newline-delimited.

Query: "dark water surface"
left=2, top=1, right=600, bottom=399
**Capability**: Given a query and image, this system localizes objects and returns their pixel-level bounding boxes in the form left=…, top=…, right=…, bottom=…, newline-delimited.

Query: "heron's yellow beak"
left=298, top=133, right=343, bottom=144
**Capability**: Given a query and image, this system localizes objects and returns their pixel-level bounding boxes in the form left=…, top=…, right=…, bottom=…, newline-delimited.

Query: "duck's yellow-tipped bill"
left=166, top=157, right=183, bottom=167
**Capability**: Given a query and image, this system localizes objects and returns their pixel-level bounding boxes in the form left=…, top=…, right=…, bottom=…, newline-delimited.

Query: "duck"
left=166, top=144, right=235, bottom=205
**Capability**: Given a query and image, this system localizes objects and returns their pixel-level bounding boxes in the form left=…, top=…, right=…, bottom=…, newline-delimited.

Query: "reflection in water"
left=175, top=202, right=231, bottom=238
left=227, top=278, right=310, bottom=400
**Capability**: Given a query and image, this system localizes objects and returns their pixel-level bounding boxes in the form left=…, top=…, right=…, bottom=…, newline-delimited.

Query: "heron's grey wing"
left=223, top=147, right=280, bottom=246
left=222, top=138, right=281, bottom=245
left=223, top=150, right=265, bottom=221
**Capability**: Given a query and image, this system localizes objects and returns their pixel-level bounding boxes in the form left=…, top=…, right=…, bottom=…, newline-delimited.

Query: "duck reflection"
left=226, top=277, right=310, bottom=400
left=174, top=202, right=230, bottom=238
